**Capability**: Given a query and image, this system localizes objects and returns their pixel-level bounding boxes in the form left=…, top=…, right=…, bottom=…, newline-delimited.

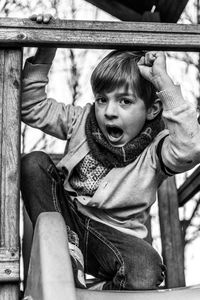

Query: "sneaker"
left=68, top=242, right=86, bottom=289
left=87, top=279, right=106, bottom=290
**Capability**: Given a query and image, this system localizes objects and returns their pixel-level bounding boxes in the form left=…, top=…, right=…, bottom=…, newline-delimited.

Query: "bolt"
left=17, top=33, right=26, bottom=40
left=5, top=269, right=12, bottom=275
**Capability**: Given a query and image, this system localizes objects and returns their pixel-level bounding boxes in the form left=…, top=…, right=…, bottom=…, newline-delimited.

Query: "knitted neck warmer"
left=85, top=104, right=163, bottom=168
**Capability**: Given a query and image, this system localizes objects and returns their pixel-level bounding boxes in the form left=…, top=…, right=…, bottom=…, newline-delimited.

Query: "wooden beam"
left=0, top=48, right=22, bottom=298
left=158, top=177, right=185, bottom=288
left=178, top=166, right=200, bottom=206
left=0, top=18, right=200, bottom=51
left=0, top=285, right=19, bottom=300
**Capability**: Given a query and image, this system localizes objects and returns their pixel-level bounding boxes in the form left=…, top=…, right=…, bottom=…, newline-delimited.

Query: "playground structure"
left=0, top=16, right=200, bottom=299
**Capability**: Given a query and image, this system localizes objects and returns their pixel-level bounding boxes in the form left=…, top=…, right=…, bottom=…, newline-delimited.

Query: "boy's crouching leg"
left=21, top=151, right=62, bottom=226
left=122, top=242, right=166, bottom=290
left=102, top=239, right=165, bottom=290
left=86, top=220, right=166, bottom=290
left=21, top=151, right=87, bottom=289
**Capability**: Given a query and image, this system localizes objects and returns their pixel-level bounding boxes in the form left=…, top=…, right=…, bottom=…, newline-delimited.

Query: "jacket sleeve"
left=21, top=58, right=84, bottom=140
left=157, top=85, right=200, bottom=174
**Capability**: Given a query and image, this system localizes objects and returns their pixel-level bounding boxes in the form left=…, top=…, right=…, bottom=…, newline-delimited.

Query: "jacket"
left=22, top=59, right=200, bottom=238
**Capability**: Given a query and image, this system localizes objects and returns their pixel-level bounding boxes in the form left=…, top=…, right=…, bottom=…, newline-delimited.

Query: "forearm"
left=152, top=73, right=174, bottom=92
left=31, top=47, right=57, bottom=64
left=22, top=48, right=56, bottom=106
left=21, top=59, right=84, bottom=140
left=158, top=86, right=200, bottom=172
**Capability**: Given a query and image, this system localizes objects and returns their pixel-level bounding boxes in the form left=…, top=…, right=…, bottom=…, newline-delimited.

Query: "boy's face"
left=94, top=86, right=153, bottom=147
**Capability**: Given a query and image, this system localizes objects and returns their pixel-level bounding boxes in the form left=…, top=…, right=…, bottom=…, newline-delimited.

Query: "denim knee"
left=85, top=219, right=166, bottom=290
left=124, top=247, right=165, bottom=290
left=21, top=151, right=50, bottom=177
left=21, top=151, right=60, bottom=225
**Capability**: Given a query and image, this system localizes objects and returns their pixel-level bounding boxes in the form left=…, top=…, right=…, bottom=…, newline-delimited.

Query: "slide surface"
left=25, top=212, right=200, bottom=300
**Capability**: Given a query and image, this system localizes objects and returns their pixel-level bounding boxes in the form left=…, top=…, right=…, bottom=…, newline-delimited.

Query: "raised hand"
left=137, top=51, right=174, bottom=91
left=29, top=14, right=57, bottom=64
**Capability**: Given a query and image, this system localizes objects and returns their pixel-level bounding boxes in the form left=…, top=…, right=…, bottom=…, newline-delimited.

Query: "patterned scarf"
left=85, top=104, right=164, bottom=168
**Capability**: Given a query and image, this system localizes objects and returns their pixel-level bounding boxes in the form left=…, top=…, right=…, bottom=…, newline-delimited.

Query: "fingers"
left=137, top=51, right=168, bottom=87
left=138, top=51, right=165, bottom=67
left=144, top=52, right=157, bottom=66
left=43, top=14, right=53, bottom=23
left=29, top=13, right=53, bottom=24
left=137, top=56, right=145, bottom=66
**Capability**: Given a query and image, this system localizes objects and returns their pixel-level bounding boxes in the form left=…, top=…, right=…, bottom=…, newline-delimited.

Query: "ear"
left=146, top=99, right=162, bottom=120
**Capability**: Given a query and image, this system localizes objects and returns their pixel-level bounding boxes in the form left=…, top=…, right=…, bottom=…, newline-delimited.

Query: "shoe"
left=68, top=242, right=86, bottom=289
left=87, top=280, right=106, bottom=290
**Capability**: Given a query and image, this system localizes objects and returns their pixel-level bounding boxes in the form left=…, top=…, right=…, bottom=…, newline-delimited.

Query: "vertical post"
left=158, top=177, right=185, bottom=288
left=0, top=48, right=22, bottom=299
left=197, top=0, right=200, bottom=109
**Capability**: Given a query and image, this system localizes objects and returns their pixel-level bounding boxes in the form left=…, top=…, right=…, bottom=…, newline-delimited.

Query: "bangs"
left=91, top=52, right=141, bottom=96
left=91, top=50, right=157, bottom=108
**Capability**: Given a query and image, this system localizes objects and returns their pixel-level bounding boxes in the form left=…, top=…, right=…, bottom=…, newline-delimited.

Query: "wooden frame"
left=0, top=48, right=22, bottom=299
left=0, top=17, right=200, bottom=299
left=158, top=177, right=185, bottom=288
left=0, top=18, right=200, bottom=51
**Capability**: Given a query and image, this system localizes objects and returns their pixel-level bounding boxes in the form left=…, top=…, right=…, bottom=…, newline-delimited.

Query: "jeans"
left=21, top=151, right=166, bottom=290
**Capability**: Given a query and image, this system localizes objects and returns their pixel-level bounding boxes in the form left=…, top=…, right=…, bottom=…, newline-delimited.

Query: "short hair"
left=90, top=50, right=157, bottom=108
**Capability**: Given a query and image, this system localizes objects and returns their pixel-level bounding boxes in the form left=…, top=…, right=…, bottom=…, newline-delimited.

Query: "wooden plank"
left=178, top=166, right=200, bottom=206
left=0, top=49, right=22, bottom=287
left=158, top=177, right=185, bottom=288
left=0, top=284, right=19, bottom=300
left=0, top=18, right=200, bottom=50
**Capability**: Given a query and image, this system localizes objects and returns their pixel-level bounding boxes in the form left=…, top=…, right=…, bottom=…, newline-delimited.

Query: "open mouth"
left=106, top=125, right=123, bottom=142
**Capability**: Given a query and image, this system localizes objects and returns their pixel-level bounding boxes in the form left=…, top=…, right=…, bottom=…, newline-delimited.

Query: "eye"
left=119, top=98, right=133, bottom=106
left=96, top=97, right=107, bottom=105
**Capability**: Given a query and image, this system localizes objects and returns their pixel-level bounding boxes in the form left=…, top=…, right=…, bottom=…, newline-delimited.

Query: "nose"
left=105, top=101, right=118, bottom=119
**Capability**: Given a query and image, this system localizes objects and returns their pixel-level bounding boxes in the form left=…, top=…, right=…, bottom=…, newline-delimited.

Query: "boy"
left=21, top=14, right=200, bottom=290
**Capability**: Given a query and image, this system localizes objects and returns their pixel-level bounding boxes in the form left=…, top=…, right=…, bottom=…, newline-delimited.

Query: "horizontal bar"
left=0, top=18, right=200, bottom=50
